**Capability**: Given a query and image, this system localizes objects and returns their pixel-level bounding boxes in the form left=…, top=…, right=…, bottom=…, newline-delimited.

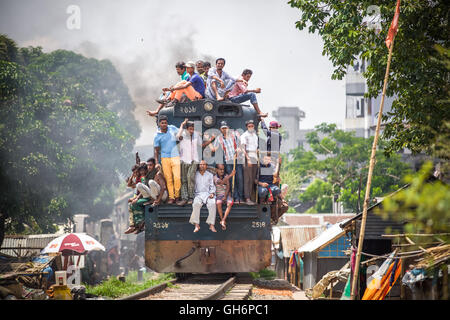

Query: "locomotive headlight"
left=203, top=101, right=213, bottom=112
left=203, top=115, right=214, bottom=126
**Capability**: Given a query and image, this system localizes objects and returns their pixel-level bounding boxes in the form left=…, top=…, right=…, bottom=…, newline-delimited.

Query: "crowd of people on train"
left=125, top=58, right=286, bottom=234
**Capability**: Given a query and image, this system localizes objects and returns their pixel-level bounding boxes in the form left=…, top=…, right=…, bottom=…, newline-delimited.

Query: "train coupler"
left=200, top=247, right=216, bottom=265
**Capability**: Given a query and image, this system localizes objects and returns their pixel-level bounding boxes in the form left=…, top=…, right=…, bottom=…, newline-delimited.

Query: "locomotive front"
left=144, top=99, right=273, bottom=273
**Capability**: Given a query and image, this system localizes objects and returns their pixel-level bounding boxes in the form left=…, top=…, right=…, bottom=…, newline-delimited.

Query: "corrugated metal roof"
left=278, top=226, right=323, bottom=257
left=298, top=218, right=351, bottom=253
left=282, top=214, right=356, bottom=226
left=0, top=234, right=59, bottom=257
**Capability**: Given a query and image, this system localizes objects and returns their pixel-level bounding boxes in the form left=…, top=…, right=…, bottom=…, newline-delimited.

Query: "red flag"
left=385, top=0, right=401, bottom=49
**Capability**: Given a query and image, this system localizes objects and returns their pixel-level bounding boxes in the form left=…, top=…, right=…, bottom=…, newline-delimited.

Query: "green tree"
left=0, top=35, right=139, bottom=245
left=288, top=1, right=449, bottom=155
left=282, top=123, right=411, bottom=213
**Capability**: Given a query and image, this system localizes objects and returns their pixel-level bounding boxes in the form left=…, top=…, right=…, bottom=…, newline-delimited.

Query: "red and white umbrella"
left=41, top=233, right=105, bottom=254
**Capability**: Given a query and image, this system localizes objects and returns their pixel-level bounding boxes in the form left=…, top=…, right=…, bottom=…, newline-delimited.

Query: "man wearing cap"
left=228, top=69, right=268, bottom=118
left=260, top=119, right=282, bottom=153
left=240, top=120, right=259, bottom=205
left=176, top=118, right=202, bottom=206
left=147, top=61, right=204, bottom=116
left=211, top=121, right=245, bottom=204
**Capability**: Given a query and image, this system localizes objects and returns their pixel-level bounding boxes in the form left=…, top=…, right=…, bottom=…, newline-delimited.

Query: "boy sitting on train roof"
left=190, top=160, right=217, bottom=233
left=227, top=69, right=268, bottom=118
left=214, top=164, right=236, bottom=230
left=255, top=153, right=282, bottom=204
left=147, top=61, right=205, bottom=117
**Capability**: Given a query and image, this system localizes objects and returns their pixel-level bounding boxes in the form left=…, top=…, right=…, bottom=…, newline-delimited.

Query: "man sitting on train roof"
left=147, top=61, right=204, bottom=117
left=227, top=69, right=268, bottom=118
left=255, top=153, right=281, bottom=204
left=197, top=60, right=211, bottom=84
left=214, top=164, right=235, bottom=230
left=205, top=58, right=240, bottom=101
left=190, top=160, right=217, bottom=233
left=210, top=120, right=246, bottom=204
left=153, top=115, right=182, bottom=204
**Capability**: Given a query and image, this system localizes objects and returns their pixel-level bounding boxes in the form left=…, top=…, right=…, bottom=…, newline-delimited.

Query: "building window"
left=318, top=235, right=351, bottom=257
left=346, top=96, right=365, bottom=119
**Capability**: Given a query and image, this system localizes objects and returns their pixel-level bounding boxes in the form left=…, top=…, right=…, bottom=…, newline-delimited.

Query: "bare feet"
left=193, top=224, right=200, bottom=233
left=258, top=112, right=268, bottom=118
left=147, top=110, right=158, bottom=117
left=124, top=226, right=136, bottom=234
left=220, top=220, right=226, bottom=230
left=223, top=90, right=231, bottom=100
left=209, top=224, right=217, bottom=232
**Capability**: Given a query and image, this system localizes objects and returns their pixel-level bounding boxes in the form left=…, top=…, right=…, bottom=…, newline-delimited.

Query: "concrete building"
left=272, top=106, right=305, bottom=154
left=343, top=58, right=395, bottom=138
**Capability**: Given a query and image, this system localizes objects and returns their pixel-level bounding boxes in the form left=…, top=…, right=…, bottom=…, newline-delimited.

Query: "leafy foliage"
left=379, top=161, right=450, bottom=244
left=0, top=35, right=140, bottom=238
left=85, top=272, right=175, bottom=299
left=282, top=123, right=411, bottom=212
left=288, top=0, right=449, bottom=155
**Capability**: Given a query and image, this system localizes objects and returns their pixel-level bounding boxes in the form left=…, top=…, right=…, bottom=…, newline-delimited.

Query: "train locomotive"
left=144, top=99, right=275, bottom=273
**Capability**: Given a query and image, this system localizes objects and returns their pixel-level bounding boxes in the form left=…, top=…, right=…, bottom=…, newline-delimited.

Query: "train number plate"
left=153, top=222, right=169, bottom=229
left=252, top=221, right=266, bottom=228
left=179, top=105, right=197, bottom=114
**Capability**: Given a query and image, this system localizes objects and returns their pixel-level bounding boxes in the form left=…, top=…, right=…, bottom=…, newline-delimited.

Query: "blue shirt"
left=188, top=73, right=205, bottom=98
left=153, top=124, right=180, bottom=158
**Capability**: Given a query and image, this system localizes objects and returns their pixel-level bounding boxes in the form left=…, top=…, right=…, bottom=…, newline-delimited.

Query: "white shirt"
left=240, top=130, right=259, bottom=159
left=178, top=130, right=201, bottom=163
left=194, top=170, right=216, bottom=203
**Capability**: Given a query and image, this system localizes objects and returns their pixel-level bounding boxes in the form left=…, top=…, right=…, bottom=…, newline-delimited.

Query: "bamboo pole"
left=350, top=37, right=396, bottom=300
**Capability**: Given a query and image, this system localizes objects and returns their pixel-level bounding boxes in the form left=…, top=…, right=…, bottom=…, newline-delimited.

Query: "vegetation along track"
left=120, top=274, right=253, bottom=300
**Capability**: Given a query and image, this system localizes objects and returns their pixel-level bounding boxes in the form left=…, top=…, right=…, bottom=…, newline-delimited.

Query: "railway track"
left=119, top=274, right=253, bottom=301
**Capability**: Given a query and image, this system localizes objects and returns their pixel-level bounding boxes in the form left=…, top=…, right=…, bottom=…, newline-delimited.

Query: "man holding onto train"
left=190, top=160, right=217, bottom=233
left=255, top=153, right=281, bottom=204
left=211, top=121, right=245, bottom=204
left=154, top=115, right=182, bottom=204
left=240, top=120, right=258, bottom=205
left=176, top=118, right=201, bottom=206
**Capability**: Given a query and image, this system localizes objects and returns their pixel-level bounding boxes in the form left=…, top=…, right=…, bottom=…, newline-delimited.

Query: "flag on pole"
left=385, top=0, right=401, bottom=49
